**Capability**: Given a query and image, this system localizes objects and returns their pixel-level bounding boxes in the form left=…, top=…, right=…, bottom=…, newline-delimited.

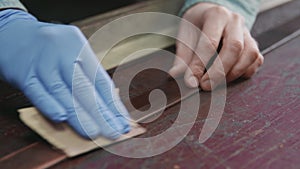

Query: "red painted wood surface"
left=49, top=33, right=300, bottom=169
left=0, top=1, right=300, bottom=169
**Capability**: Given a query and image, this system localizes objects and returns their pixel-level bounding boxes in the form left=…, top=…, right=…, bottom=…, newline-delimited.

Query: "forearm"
left=180, top=0, right=261, bottom=29
left=0, top=0, right=26, bottom=11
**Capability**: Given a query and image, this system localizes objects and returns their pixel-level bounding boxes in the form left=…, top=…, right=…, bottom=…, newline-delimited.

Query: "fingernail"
left=188, top=76, right=199, bottom=88
left=122, top=124, right=131, bottom=134
left=201, top=80, right=212, bottom=91
left=52, top=113, right=68, bottom=123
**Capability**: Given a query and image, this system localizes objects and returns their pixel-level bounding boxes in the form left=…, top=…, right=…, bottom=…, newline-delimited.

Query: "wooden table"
left=0, top=1, right=300, bottom=169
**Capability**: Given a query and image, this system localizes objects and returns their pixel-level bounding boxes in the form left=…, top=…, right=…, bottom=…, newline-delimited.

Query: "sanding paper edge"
left=18, top=107, right=146, bottom=157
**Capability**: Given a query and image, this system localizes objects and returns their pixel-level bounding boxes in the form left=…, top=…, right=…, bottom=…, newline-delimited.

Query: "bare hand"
left=169, top=3, right=264, bottom=90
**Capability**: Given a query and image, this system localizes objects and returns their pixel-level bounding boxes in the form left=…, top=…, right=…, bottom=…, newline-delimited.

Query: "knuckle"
left=199, top=37, right=219, bottom=51
left=190, top=64, right=205, bottom=78
left=248, top=48, right=259, bottom=56
left=203, top=6, right=229, bottom=18
left=38, top=25, right=83, bottom=42
left=202, top=9, right=212, bottom=19
left=23, top=76, right=37, bottom=91
left=23, top=77, right=43, bottom=100
left=66, top=25, right=84, bottom=38
left=208, top=38, right=220, bottom=49
left=49, top=81, right=66, bottom=94
left=230, top=68, right=243, bottom=78
left=249, top=51, right=259, bottom=62
left=231, top=13, right=240, bottom=19
left=257, top=54, right=264, bottom=66
left=247, top=48, right=260, bottom=62
left=211, top=6, right=229, bottom=15
left=64, top=107, right=75, bottom=115
left=231, top=13, right=245, bottom=23
left=227, top=40, right=244, bottom=54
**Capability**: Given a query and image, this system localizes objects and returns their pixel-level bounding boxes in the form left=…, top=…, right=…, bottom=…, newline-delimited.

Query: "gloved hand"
left=0, top=9, right=130, bottom=139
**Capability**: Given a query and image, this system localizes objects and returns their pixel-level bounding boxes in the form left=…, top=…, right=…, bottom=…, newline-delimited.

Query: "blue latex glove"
left=0, top=9, right=130, bottom=139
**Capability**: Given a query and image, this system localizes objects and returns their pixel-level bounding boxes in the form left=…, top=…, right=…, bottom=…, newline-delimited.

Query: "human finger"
left=184, top=9, right=228, bottom=88
left=169, top=18, right=199, bottom=77
left=22, top=77, right=67, bottom=122
left=201, top=13, right=245, bottom=90
left=226, top=30, right=260, bottom=82
left=72, top=64, right=125, bottom=139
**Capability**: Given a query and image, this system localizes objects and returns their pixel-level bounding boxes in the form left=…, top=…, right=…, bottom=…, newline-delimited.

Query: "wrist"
left=183, top=2, right=217, bottom=18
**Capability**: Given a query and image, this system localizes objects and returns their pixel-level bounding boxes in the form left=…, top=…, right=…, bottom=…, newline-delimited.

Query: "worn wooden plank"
left=0, top=1, right=299, bottom=168
left=1, top=0, right=300, bottom=110
left=50, top=29, right=300, bottom=169
left=0, top=143, right=66, bottom=169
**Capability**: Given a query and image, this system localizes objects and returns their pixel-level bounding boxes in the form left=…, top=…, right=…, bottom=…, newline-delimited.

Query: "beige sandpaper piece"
left=18, top=107, right=146, bottom=157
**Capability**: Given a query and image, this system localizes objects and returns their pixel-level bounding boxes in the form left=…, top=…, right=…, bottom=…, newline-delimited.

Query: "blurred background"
left=20, top=0, right=142, bottom=23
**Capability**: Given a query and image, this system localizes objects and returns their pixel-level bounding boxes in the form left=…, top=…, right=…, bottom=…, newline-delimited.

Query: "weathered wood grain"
left=50, top=29, right=300, bottom=169
left=0, top=1, right=299, bottom=168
